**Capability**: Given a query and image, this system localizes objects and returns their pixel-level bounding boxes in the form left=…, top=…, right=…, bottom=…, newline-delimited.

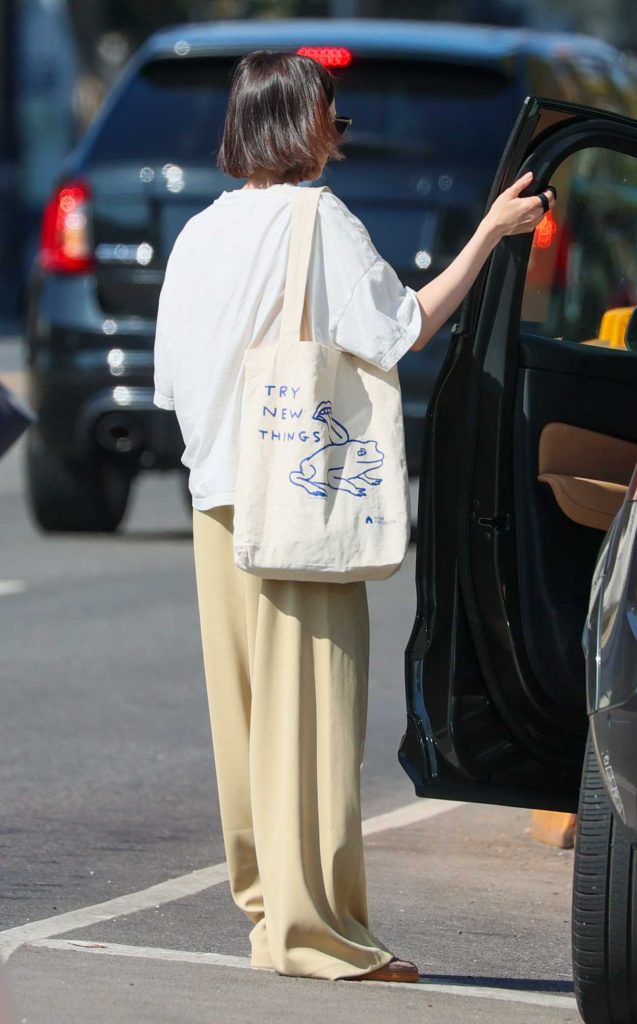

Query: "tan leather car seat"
left=538, top=423, right=637, bottom=531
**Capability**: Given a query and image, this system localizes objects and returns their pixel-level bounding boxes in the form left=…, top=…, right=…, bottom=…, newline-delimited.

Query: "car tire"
left=572, top=731, right=637, bottom=1024
left=26, top=429, right=131, bottom=533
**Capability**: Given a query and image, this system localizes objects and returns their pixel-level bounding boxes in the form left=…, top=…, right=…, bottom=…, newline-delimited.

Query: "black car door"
left=400, top=97, right=637, bottom=812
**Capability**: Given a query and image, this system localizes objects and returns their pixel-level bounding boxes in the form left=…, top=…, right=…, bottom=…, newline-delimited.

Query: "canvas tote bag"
left=233, top=185, right=410, bottom=583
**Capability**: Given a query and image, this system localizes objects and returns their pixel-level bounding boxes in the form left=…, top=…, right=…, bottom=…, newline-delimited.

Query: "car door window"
left=521, top=146, right=637, bottom=352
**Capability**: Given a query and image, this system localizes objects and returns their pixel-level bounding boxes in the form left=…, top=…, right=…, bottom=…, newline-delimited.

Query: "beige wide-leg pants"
left=191, top=506, right=393, bottom=980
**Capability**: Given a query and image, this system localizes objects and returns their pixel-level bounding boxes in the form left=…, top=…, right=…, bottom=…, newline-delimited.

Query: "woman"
left=153, top=50, right=555, bottom=983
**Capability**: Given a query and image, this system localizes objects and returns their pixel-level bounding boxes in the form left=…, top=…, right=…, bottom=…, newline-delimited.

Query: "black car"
left=576, top=450, right=637, bottom=1024
left=23, top=20, right=637, bottom=531
left=399, top=96, right=637, bottom=1023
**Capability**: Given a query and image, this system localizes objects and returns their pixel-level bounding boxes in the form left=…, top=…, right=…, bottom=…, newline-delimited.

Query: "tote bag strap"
left=279, top=186, right=328, bottom=345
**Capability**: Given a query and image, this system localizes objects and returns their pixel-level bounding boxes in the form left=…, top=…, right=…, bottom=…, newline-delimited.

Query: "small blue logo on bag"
left=365, top=516, right=373, bottom=524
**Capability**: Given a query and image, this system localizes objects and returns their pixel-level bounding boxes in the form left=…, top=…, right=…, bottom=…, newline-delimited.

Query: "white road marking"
left=0, top=799, right=464, bottom=963
left=0, top=862, right=229, bottom=962
left=362, top=798, right=464, bottom=836
left=0, top=580, right=26, bottom=597
left=27, top=939, right=255, bottom=971
left=25, top=939, right=577, bottom=1010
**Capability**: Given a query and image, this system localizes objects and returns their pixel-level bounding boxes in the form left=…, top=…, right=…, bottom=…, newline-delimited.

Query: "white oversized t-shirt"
left=153, top=183, right=422, bottom=511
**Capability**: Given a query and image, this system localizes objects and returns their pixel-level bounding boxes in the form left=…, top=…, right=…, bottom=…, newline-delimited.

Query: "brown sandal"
left=345, top=957, right=419, bottom=983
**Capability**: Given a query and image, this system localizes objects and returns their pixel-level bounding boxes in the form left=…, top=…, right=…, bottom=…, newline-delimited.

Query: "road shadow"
left=116, top=529, right=193, bottom=542
left=418, top=973, right=574, bottom=993
left=28, top=528, right=194, bottom=544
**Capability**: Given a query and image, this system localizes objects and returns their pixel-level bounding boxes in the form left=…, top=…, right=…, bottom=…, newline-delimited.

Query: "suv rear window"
left=85, top=54, right=517, bottom=168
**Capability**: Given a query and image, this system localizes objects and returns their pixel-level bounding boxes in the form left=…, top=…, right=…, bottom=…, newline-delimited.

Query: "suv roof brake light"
left=296, top=46, right=352, bottom=67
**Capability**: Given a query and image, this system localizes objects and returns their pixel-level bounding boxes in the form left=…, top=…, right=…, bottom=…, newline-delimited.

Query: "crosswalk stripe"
left=26, top=938, right=577, bottom=1009
left=0, top=799, right=464, bottom=962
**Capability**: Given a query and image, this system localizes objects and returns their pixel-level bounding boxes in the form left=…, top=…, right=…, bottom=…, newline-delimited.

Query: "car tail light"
left=297, top=46, right=352, bottom=68
left=628, top=463, right=637, bottom=502
left=532, top=210, right=559, bottom=249
left=39, top=180, right=94, bottom=273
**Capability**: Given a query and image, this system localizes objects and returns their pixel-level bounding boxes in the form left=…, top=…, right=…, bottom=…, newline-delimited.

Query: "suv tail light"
left=628, top=462, right=637, bottom=502
left=39, top=180, right=94, bottom=273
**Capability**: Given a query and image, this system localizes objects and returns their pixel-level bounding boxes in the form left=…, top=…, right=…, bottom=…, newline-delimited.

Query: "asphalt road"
left=0, top=339, right=580, bottom=1023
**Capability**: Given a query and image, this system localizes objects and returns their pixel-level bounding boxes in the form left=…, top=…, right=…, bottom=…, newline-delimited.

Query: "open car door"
left=400, top=97, right=637, bottom=812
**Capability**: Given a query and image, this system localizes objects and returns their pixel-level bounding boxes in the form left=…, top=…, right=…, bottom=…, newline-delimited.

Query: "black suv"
left=400, top=97, right=637, bottom=1023
left=24, top=20, right=637, bottom=531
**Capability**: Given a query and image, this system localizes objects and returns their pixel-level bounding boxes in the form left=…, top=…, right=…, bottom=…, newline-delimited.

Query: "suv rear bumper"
left=29, top=364, right=184, bottom=469
left=26, top=273, right=183, bottom=468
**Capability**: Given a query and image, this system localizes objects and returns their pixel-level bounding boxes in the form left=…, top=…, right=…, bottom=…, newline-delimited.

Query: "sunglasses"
left=334, top=116, right=352, bottom=135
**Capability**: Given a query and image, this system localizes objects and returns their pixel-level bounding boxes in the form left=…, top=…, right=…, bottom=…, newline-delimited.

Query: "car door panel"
left=537, top=422, right=637, bottom=530
left=401, top=97, right=637, bottom=811
left=514, top=365, right=637, bottom=712
left=538, top=472, right=628, bottom=532
left=520, top=331, right=637, bottom=380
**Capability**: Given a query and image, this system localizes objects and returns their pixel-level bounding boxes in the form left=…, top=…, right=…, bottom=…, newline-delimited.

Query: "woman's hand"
left=483, top=171, right=556, bottom=240
left=410, top=170, right=557, bottom=352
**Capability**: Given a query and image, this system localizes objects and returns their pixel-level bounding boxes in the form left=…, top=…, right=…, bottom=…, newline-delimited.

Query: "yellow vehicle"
left=584, top=305, right=635, bottom=349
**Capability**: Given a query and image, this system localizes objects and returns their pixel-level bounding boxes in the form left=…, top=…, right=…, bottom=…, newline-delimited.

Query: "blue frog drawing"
left=289, top=400, right=384, bottom=498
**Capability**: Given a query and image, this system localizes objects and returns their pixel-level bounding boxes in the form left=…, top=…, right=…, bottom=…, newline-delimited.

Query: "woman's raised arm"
left=411, top=171, right=555, bottom=351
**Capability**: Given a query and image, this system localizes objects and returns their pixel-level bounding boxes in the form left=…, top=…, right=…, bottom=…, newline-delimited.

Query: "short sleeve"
left=332, top=261, right=422, bottom=371
left=307, top=191, right=423, bottom=371
left=153, top=245, right=179, bottom=410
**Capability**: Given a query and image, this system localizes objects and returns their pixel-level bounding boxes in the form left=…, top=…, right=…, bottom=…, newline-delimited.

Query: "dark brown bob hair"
left=217, top=51, right=343, bottom=182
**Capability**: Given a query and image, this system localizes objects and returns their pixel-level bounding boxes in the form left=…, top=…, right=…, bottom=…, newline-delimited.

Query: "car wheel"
left=572, top=731, right=637, bottom=1024
left=26, top=429, right=131, bottom=533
